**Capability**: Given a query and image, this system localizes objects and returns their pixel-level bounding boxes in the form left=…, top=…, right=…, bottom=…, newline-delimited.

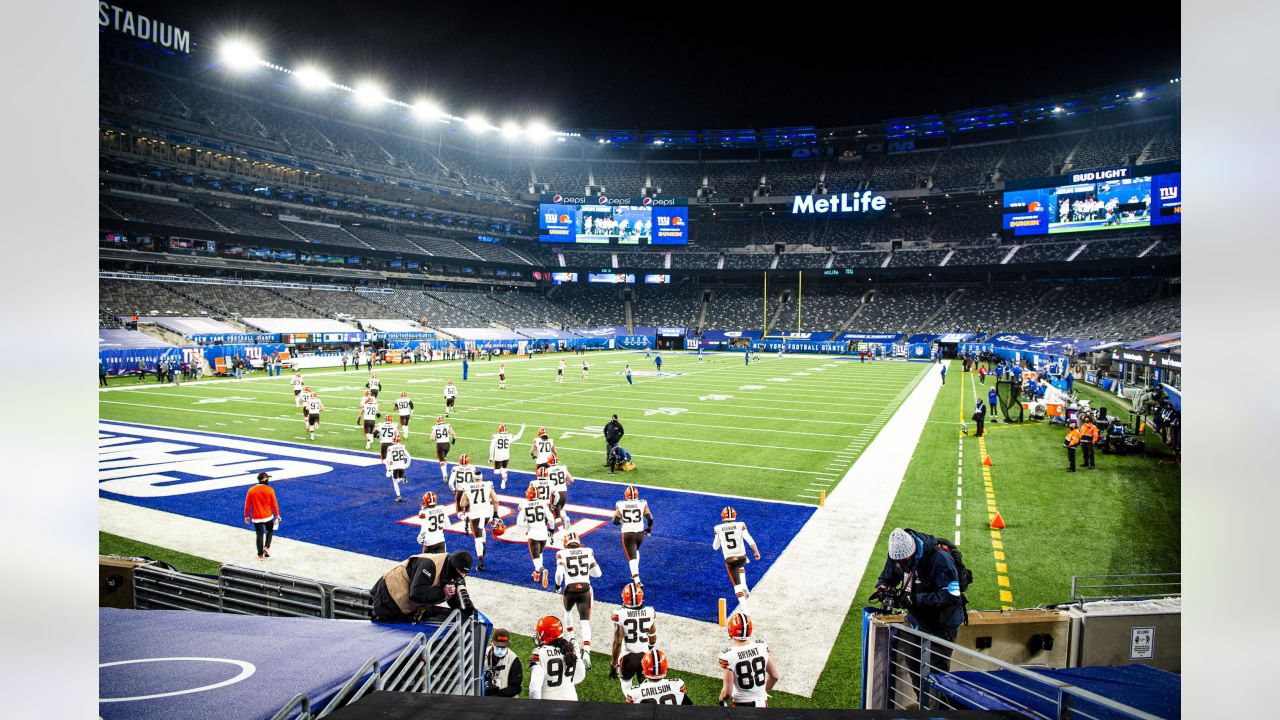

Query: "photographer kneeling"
left=484, top=628, right=522, bottom=697
left=370, top=550, right=474, bottom=623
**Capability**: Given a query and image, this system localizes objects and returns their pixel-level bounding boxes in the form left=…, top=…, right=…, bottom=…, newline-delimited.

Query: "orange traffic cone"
left=990, top=512, right=1006, bottom=529
left=982, top=455, right=993, bottom=467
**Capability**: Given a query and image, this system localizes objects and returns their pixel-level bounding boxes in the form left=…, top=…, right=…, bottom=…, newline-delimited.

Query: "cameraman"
left=484, top=628, right=523, bottom=697
left=370, top=550, right=474, bottom=623
left=874, top=529, right=965, bottom=683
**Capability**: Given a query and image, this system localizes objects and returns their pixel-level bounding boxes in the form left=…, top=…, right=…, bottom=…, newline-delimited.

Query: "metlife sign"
left=791, top=191, right=888, bottom=215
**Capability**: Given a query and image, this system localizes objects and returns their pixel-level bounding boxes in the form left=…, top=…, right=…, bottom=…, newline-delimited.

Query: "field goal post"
left=759, top=271, right=806, bottom=345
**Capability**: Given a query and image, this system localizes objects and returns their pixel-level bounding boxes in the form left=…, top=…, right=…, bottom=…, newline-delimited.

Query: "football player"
left=385, top=434, right=411, bottom=502
left=376, top=414, right=398, bottom=464
left=581, top=359, right=589, bottom=380
left=528, top=616, right=586, bottom=701
left=432, top=416, right=457, bottom=481
left=416, top=491, right=450, bottom=553
left=448, top=452, right=478, bottom=521
left=610, top=581, right=657, bottom=687
left=454, top=455, right=498, bottom=571
left=498, top=362, right=507, bottom=390
left=624, top=650, right=691, bottom=705
left=395, top=391, right=414, bottom=437
left=298, top=385, right=315, bottom=420
left=713, top=507, right=761, bottom=608
left=545, top=454, right=574, bottom=529
left=613, top=486, right=654, bottom=583
left=555, top=532, right=601, bottom=667
left=366, top=373, right=381, bottom=399
left=290, top=372, right=304, bottom=405
left=557, top=359, right=565, bottom=384
left=530, top=429, right=556, bottom=471
left=516, top=485, right=555, bottom=586
left=488, top=423, right=525, bottom=490
left=443, top=380, right=458, bottom=416
left=358, top=393, right=379, bottom=449
left=303, top=392, right=324, bottom=440
left=529, top=466, right=556, bottom=509
left=717, top=612, right=779, bottom=707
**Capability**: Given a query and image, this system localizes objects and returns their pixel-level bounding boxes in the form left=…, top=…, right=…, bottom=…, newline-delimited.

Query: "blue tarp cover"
left=932, top=664, right=1179, bottom=719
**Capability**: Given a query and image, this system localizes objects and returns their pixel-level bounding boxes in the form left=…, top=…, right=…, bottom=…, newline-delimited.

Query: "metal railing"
left=220, top=564, right=329, bottom=617
left=134, top=563, right=220, bottom=612
left=1070, top=573, right=1181, bottom=605
left=330, top=585, right=374, bottom=620
left=874, top=622, right=1167, bottom=719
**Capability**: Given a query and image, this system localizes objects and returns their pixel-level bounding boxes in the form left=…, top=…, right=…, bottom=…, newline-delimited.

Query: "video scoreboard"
left=538, top=194, right=688, bottom=244
left=1002, top=163, right=1181, bottom=236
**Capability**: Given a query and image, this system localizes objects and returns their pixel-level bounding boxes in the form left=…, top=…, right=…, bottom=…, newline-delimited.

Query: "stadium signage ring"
left=791, top=191, right=887, bottom=215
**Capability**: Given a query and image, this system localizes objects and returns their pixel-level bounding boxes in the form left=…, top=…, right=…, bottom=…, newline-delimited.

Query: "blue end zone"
left=99, top=422, right=815, bottom=623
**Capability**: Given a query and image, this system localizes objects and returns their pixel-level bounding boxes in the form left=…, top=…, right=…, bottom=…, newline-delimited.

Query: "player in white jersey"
left=529, top=467, right=557, bottom=508
left=416, top=491, right=449, bottom=553
left=384, top=435, right=411, bottom=502
left=454, top=455, right=498, bottom=570
left=529, top=616, right=586, bottom=701
left=557, top=359, right=565, bottom=383
left=448, top=453, right=479, bottom=518
left=497, top=362, right=507, bottom=390
left=610, top=581, right=658, bottom=686
left=431, top=416, right=456, bottom=481
left=291, top=373, right=305, bottom=404
left=530, top=429, right=556, bottom=471
left=394, top=391, right=415, bottom=437
left=717, top=612, right=779, bottom=707
left=545, top=454, right=573, bottom=527
left=581, top=359, right=589, bottom=380
left=624, top=650, right=691, bottom=705
left=298, top=386, right=315, bottom=420
left=358, top=395, right=379, bottom=448
left=443, top=380, right=458, bottom=416
left=713, top=507, right=761, bottom=607
left=555, top=532, right=601, bottom=666
left=488, top=423, right=526, bottom=489
left=303, top=392, right=324, bottom=440
left=516, top=485, right=556, bottom=586
left=366, top=373, right=381, bottom=398
left=376, top=415, right=398, bottom=464
left=613, top=486, right=654, bottom=583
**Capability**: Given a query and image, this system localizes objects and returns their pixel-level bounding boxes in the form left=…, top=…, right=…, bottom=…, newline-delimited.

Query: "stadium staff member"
left=370, top=550, right=474, bottom=623
left=604, top=414, right=625, bottom=467
left=484, top=628, right=523, bottom=697
left=1064, top=421, right=1082, bottom=472
left=1079, top=415, right=1099, bottom=470
left=243, top=472, right=281, bottom=560
left=971, top=400, right=986, bottom=438
left=875, top=529, right=966, bottom=682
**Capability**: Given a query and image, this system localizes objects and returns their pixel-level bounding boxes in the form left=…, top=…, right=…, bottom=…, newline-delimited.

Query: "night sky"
left=115, top=1, right=1180, bottom=131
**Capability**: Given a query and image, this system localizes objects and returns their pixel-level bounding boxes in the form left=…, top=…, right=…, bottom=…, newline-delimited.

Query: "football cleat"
left=727, top=612, right=753, bottom=640
left=641, top=649, right=668, bottom=680
left=526, top=485, right=538, bottom=500
left=564, top=531, right=581, bottom=548
left=422, top=491, right=437, bottom=507
left=624, top=485, right=639, bottom=501
left=535, top=615, right=563, bottom=645
left=532, top=570, right=542, bottom=584
left=540, top=568, right=548, bottom=588
left=621, top=581, right=644, bottom=608
left=721, top=506, right=737, bottom=522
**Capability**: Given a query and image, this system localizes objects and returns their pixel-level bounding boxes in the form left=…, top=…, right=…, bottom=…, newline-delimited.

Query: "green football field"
left=99, top=352, right=1181, bottom=707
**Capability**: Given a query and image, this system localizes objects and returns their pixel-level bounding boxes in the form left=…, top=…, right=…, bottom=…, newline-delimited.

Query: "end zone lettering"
left=791, top=191, right=887, bottom=215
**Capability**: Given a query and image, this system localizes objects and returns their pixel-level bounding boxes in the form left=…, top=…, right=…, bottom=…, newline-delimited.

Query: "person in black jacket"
left=370, top=550, right=473, bottom=623
left=876, top=528, right=965, bottom=689
left=971, top=400, right=986, bottom=438
left=603, top=414, right=624, bottom=467
left=484, top=628, right=523, bottom=697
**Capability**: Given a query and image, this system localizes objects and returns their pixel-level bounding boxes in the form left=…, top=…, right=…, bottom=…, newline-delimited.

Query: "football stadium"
left=89, top=5, right=1192, bottom=718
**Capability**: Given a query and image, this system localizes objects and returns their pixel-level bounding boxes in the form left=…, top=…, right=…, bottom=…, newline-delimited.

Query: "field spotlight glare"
left=220, top=39, right=261, bottom=70
left=354, top=83, right=385, bottom=108
left=502, top=121, right=522, bottom=139
left=526, top=121, right=549, bottom=142
left=412, top=99, right=441, bottom=121
left=295, top=67, right=330, bottom=91
left=466, top=115, right=490, bottom=133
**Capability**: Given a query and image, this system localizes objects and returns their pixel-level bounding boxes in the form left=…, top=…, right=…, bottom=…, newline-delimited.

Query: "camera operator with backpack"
left=872, top=528, right=971, bottom=689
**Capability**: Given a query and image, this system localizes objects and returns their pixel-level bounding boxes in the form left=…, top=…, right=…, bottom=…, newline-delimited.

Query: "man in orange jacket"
left=244, top=472, right=282, bottom=559
left=1079, top=415, right=1100, bottom=469
left=1063, top=422, right=1082, bottom=473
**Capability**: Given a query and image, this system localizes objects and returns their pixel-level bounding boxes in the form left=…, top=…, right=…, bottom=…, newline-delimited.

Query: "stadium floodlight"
left=354, top=83, right=386, bottom=108
left=412, top=99, right=442, bottom=122
left=502, top=121, right=523, bottom=139
left=526, top=121, right=549, bottom=142
left=220, top=39, right=262, bottom=70
left=1134, top=90, right=1145, bottom=98
left=1052, top=106, right=1064, bottom=113
left=466, top=114, right=490, bottom=133
left=295, top=66, right=331, bottom=91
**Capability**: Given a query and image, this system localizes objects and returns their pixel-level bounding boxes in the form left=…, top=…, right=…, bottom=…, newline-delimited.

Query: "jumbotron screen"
left=538, top=194, right=688, bottom=244
left=1002, top=165, right=1181, bottom=236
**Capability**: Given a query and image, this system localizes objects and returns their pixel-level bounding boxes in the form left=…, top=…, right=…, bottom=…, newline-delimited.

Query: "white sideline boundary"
left=97, top=359, right=943, bottom=697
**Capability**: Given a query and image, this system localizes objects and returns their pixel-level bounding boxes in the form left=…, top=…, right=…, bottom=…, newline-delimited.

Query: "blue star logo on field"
left=99, top=421, right=813, bottom=623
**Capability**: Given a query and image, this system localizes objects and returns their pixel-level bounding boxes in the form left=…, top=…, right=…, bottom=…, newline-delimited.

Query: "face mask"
left=492, top=647, right=508, bottom=658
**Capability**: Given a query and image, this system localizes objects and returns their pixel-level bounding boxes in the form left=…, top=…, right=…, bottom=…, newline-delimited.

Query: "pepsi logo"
left=552, top=195, right=563, bottom=203
left=641, top=197, right=652, bottom=206
left=598, top=196, right=608, bottom=204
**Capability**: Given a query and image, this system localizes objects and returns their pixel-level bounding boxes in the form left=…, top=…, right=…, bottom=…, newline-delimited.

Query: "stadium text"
left=791, top=192, right=887, bottom=215
left=99, top=3, right=191, bottom=54
left=1070, top=168, right=1129, bottom=183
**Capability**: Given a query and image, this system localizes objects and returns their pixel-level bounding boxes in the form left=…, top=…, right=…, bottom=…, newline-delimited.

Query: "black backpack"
left=934, top=539, right=973, bottom=624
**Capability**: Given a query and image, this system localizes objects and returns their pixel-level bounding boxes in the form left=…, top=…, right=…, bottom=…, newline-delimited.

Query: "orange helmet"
left=400, top=391, right=408, bottom=397
left=526, top=485, right=538, bottom=500
left=624, top=485, right=639, bottom=501
left=727, top=612, right=752, bottom=640
left=548, top=454, right=558, bottom=466
left=564, top=532, right=580, bottom=548
left=421, top=491, right=437, bottom=507
left=437, top=416, right=445, bottom=424
left=535, top=466, right=548, bottom=479
left=393, top=434, right=402, bottom=444
left=641, top=649, right=668, bottom=680
left=492, top=518, right=506, bottom=536
left=622, top=581, right=644, bottom=608
left=304, top=386, right=312, bottom=392
left=538, top=427, right=547, bottom=437
left=721, top=506, right=737, bottom=522
left=459, top=453, right=470, bottom=466
left=534, top=615, right=563, bottom=645
left=497, top=423, right=506, bottom=433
